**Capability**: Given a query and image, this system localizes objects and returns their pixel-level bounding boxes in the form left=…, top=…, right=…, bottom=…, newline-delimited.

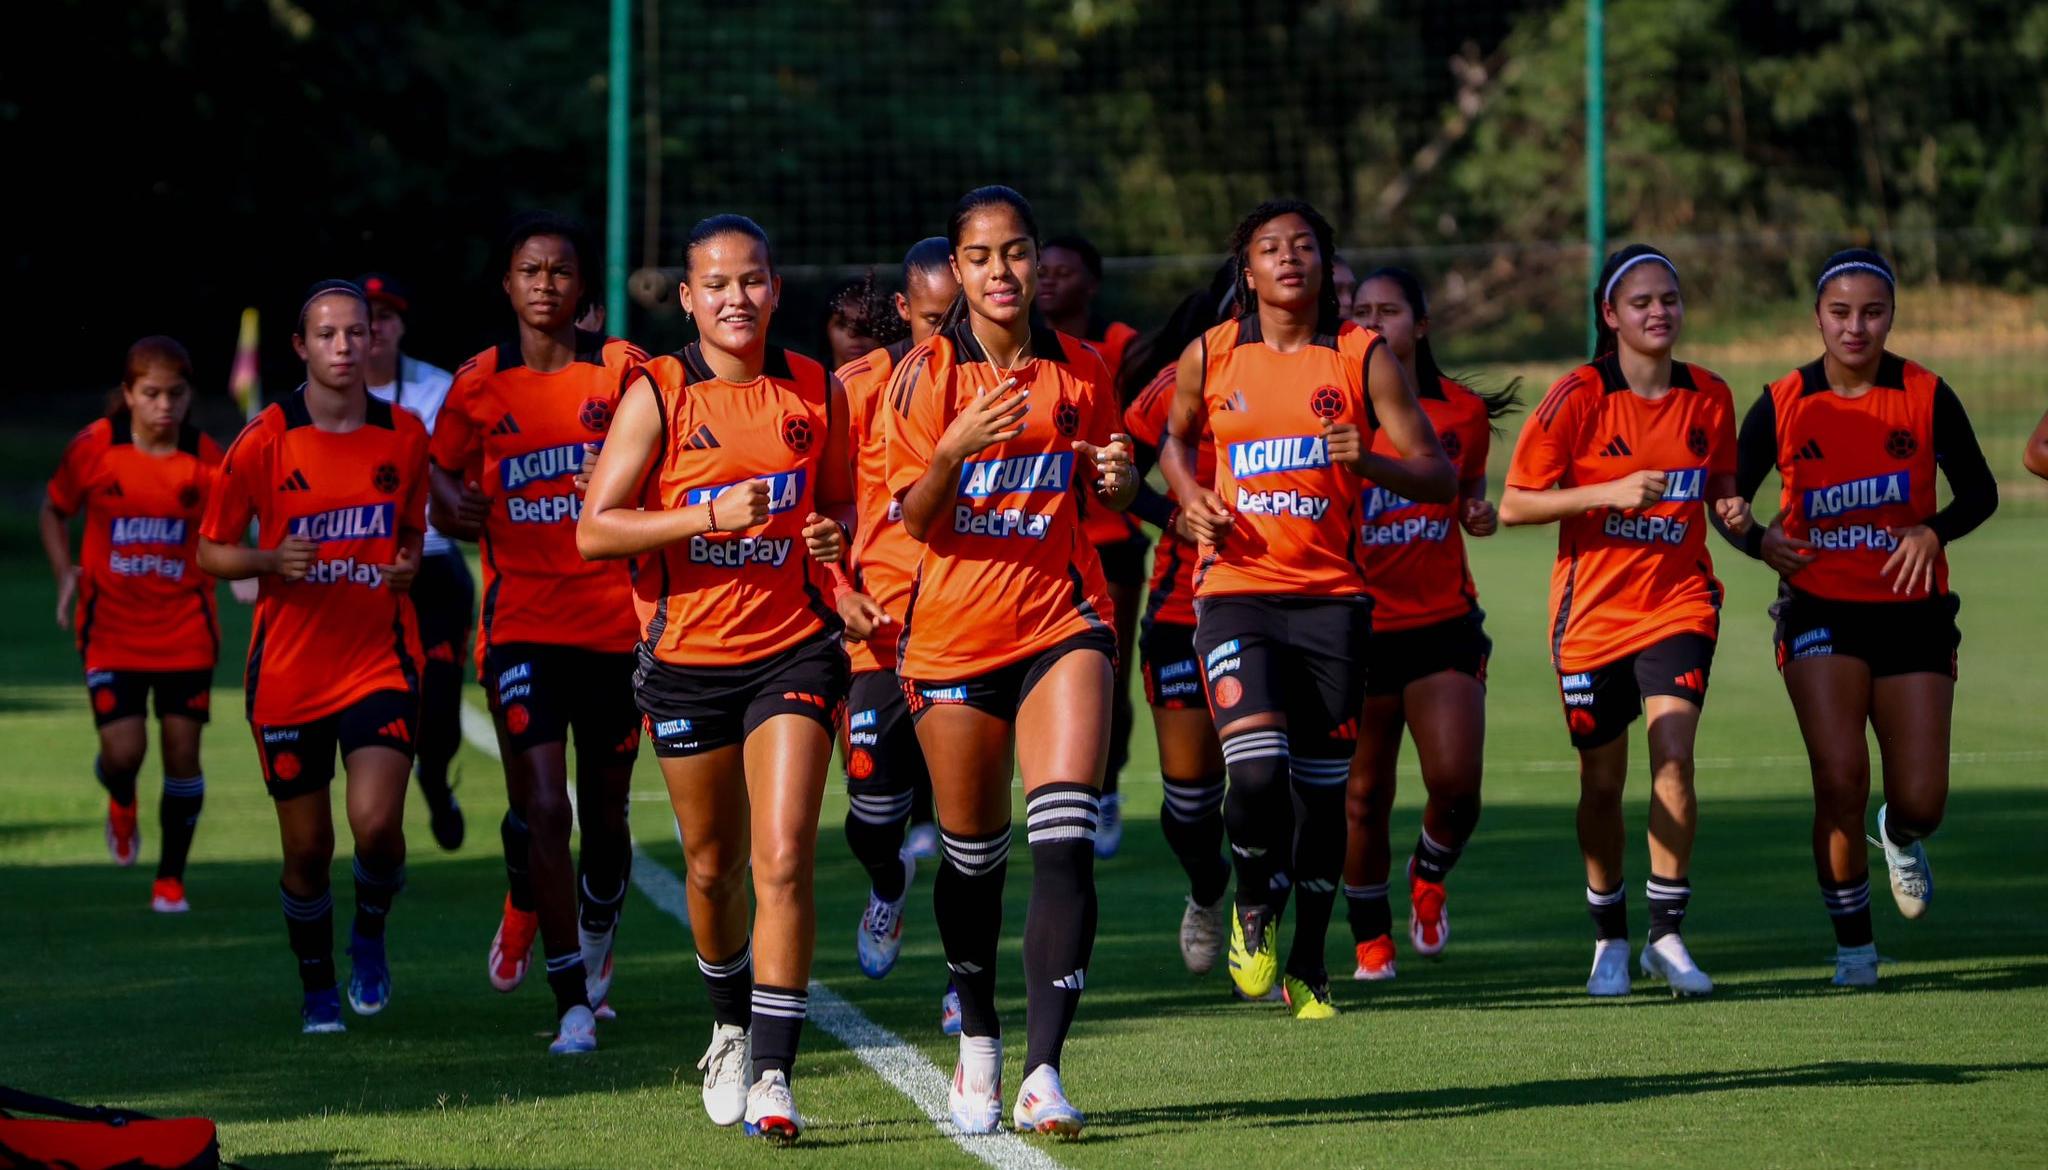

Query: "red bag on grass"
left=0, top=1085, right=221, bottom=1170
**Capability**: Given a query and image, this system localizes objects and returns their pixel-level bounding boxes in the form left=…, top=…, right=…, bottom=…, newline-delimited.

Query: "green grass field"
left=4, top=505, right=2046, bottom=1169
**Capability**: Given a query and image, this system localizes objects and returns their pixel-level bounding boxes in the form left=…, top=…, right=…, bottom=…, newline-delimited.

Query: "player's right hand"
left=937, top=378, right=1029, bottom=462
left=573, top=442, right=600, bottom=494
left=711, top=480, right=773, bottom=532
left=1604, top=469, right=1668, bottom=511
left=273, top=535, right=319, bottom=582
left=453, top=480, right=492, bottom=531
left=1760, top=521, right=1816, bottom=578
left=1182, top=487, right=1236, bottom=546
left=54, top=565, right=80, bottom=630
left=836, top=591, right=893, bottom=642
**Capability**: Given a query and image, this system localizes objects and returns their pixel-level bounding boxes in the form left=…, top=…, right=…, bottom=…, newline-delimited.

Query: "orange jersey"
left=633, top=343, right=837, bottom=667
left=1195, top=316, right=1377, bottom=599
left=1080, top=320, right=1143, bottom=546
left=1359, top=377, right=1492, bottom=631
left=1768, top=354, right=1947, bottom=602
left=48, top=418, right=223, bottom=672
left=1123, top=364, right=1211, bottom=628
left=1506, top=355, right=1736, bottom=672
left=201, top=392, right=430, bottom=724
left=884, top=321, right=1118, bottom=678
left=839, top=339, right=921, bottom=673
left=431, top=333, right=645, bottom=666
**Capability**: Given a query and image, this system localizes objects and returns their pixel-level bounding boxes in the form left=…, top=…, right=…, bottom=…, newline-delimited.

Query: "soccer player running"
left=1721, top=249, right=1996, bottom=987
left=359, top=272, right=468, bottom=851
left=1161, top=200, right=1455, bottom=1021
left=197, top=281, right=429, bottom=1033
left=580, top=214, right=854, bottom=1142
left=1036, top=234, right=1145, bottom=857
left=42, top=337, right=222, bottom=912
left=1500, top=244, right=1750, bottom=999
left=429, top=216, right=646, bottom=1054
left=885, top=186, right=1135, bottom=1136
left=1343, top=267, right=1518, bottom=981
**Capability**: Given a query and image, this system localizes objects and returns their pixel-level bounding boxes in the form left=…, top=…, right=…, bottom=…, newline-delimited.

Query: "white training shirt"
left=368, top=353, right=457, bottom=556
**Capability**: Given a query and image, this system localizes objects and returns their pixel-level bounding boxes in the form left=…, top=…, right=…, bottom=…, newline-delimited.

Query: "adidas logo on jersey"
left=103, top=480, right=125, bottom=497
left=489, top=413, right=522, bottom=436
left=377, top=718, right=412, bottom=743
left=685, top=424, right=721, bottom=450
left=1599, top=435, right=1633, bottom=458
left=1793, top=438, right=1825, bottom=461
left=1218, top=390, right=1249, bottom=412
left=1673, top=669, right=1706, bottom=692
left=279, top=468, right=311, bottom=492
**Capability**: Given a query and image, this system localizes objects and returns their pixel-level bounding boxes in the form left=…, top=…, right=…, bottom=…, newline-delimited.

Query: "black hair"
left=684, top=213, right=775, bottom=280
left=1042, top=234, right=1103, bottom=282
left=295, top=279, right=369, bottom=335
left=901, top=236, right=952, bottom=287
left=1115, top=261, right=1237, bottom=406
left=836, top=269, right=908, bottom=349
left=1591, top=243, right=1679, bottom=359
left=108, top=335, right=196, bottom=420
left=948, top=185, right=1039, bottom=251
left=499, top=211, right=594, bottom=281
left=1360, top=266, right=1522, bottom=429
left=1814, top=247, right=1896, bottom=304
left=1225, top=199, right=1343, bottom=337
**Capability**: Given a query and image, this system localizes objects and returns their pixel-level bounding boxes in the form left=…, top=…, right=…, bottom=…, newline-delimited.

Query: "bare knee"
left=687, top=850, right=748, bottom=904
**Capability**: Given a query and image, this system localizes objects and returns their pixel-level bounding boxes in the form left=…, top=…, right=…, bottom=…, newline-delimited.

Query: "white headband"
left=1602, top=254, right=1678, bottom=303
left=1816, top=261, right=1894, bottom=296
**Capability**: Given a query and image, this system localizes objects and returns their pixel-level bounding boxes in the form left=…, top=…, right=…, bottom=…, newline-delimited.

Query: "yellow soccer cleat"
left=1282, top=973, right=1339, bottom=1020
left=1227, top=902, right=1280, bottom=1000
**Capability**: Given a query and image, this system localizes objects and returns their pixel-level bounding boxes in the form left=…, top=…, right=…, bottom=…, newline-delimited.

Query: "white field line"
left=457, top=703, right=1065, bottom=1170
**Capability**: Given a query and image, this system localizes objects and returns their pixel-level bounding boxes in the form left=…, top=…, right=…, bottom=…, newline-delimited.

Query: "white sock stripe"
left=1645, top=880, right=1693, bottom=899
left=1586, top=885, right=1626, bottom=906
left=1290, top=758, right=1350, bottom=786
left=1343, top=883, right=1389, bottom=899
left=1297, top=878, right=1337, bottom=894
left=751, top=1003, right=811, bottom=1020
left=1028, top=825, right=1098, bottom=844
left=1221, top=733, right=1290, bottom=762
left=697, top=948, right=753, bottom=978
left=279, top=890, right=332, bottom=919
left=1417, top=826, right=1452, bottom=856
left=162, top=775, right=206, bottom=796
left=753, top=989, right=811, bottom=1014
left=545, top=953, right=585, bottom=973
left=942, top=830, right=1012, bottom=876
left=849, top=793, right=914, bottom=824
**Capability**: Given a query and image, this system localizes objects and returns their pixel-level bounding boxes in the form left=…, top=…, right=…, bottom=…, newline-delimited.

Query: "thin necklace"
left=975, top=321, right=1032, bottom=381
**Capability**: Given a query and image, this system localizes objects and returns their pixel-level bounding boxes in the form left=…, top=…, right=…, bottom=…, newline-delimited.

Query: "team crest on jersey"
left=373, top=462, right=400, bottom=494
left=781, top=414, right=814, bottom=454
left=1886, top=428, right=1918, bottom=460
left=1309, top=385, right=1345, bottom=421
left=1441, top=431, right=1462, bottom=462
left=579, top=396, right=614, bottom=433
left=178, top=483, right=202, bottom=510
left=1053, top=397, right=1080, bottom=438
left=1687, top=425, right=1709, bottom=459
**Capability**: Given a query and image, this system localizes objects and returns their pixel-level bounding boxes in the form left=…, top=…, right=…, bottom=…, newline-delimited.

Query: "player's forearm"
left=427, top=465, right=480, bottom=541
left=900, top=455, right=964, bottom=543
left=1358, top=450, right=1456, bottom=504
left=1158, top=434, right=1202, bottom=503
left=1499, top=484, right=1607, bottom=526
left=37, top=500, right=73, bottom=583
left=196, top=538, right=276, bottom=581
left=576, top=501, right=711, bottom=560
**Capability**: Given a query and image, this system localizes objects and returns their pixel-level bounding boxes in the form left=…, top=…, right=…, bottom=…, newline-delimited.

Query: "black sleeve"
left=1125, top=437, right=1176, bottom=531
left=1926, top=379, right=1998, bottom=546
left=1711, top=389, right=1776, bottom=559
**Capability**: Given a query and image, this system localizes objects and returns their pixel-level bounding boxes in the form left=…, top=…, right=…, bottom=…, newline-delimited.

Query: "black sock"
left=1221, top=729, right=1293, bottom=915
left=1586, top=882, right=1628, bottom=942
left=95, top=756, right=138, bottom=807
left=751, top=984, right=810, bottom=1078
left=1160, top=772, right=1230, bottom=907
left=1411, top=826, right=1464, bottom=884
left=934, top=823, right=1010, bottom=1039
left=156, top=774, right=205, bottom=880
left=1283, top=764, right=1348, bottom=983
left=351, top=853, right=405, bottom=941
left=1645, top=873, right=1690, bottom=943
left=845, top=789, right=912, bottom=901
left=545, top=949, right=591, bottom=1016
left=1022, top=784, right=1099, bottom=1074
left=578, top=872, right=627, bottom=939
left=697, top=945, right=753, bottom=1029
left=502, top=809, right=535, bottom=913
left=1344, top=882, right=1391, bottom=943
left=280, top=884, right=336, bottom=993
left=414, top=658, right=462, bottom=802
left=1821, top=874, right=1874, bottom=948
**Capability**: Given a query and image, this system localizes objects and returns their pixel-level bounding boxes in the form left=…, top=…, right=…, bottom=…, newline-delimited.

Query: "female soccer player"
left=1500, top=244, right=1750, bottom=999
left=42, top=337, right=221, bottom=912
left=1724, top=249, right=1996, bottom=986
left=579, top=214, right=853, bottom=1142
left=823, top=275, right=881, bottom=370
left=884, top=187, right=1135, bottom=1136
left=198, top=281, right=430, bottom=1033
left=1343, top=267, right=1518, bottom=980
left=429, top=215, right=646, bottom=1054
left=2026, top=405, right=2048, bottom=480
left=1161, top=200, right=1455, bottom=1020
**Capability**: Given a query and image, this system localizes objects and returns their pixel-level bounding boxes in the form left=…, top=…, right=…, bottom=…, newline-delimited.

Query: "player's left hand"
left=379, top=545, right=420, bottom=594
left=836, top=591, right=892, bottom=642
left=54, top=565, right=79, bottom=630
left=573, top=442, right=600, bottom=494
left=1075, top=433, right=1135, bottom=501
left=1322, top=419, right=1365, bottom=469
left=1881, top=525, right=1941, bottom=597
left=1714, top=496, right=1754, bottom=535
left=1461, top=495, right=1499, bottom=537
left=803, top=512, right=847, bottom=563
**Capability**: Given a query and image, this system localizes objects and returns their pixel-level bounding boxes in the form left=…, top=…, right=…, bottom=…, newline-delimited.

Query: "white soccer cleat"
left=1093, top=792, right=1124, bottom=860
left=1832, top=942, right=1881, bottom=987
left=1179, top=893, right=1228, bottom=975
left=949, top=1035, right=1003, bottom=1135
left=579, top=921, right=618, bottom=1007
left=1875, top=805, right=1933, bottom=919
left=696, top=1023, right=751, bottom=1127
left=857, top=886, right=910, bottom=980
left=1587, top=938, right=1632, bottom=998
left=1012, top=1063, right=1084, bottom=1138
left=743, top=1070, right=802, bottom=1143
left=1639, top=934, right=1713, bottom=997
left=904, top=821, right=940, bottom=861
left=548, top=1005, right=597, bottom=1055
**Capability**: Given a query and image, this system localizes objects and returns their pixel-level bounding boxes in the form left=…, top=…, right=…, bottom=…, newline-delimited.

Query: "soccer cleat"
left=1832, top=943, right=1880, bottom=988
left=549, top=1004, right=597, bottom=1055
left=579, top=920, right=618, bottom=1007
left=1227, top=901, right=1280, bottom=1000
left=593, top=998, right=617, bottom=1021
left=743, top=1070, right=802, bottom=1143
left=1179, top=893, right=1228, bottom=975
left=1352, top=934, right=1398, bottom=981
left=950, top=1035, right=1004, bottom=1135
left=427, top=791, right=465, bottom=852
left=1875, top=805, right=1933, bottom=919
left=904, top=821, right=940, bottom=861
left=1639, top=933, right=1714, bottom=997
left=105, top=799, right=141, bottom=867
left=1408, top=868, right=1450, bottom=957
left=346, top=933, right=390, bottom=1016
left=1012, top=1062, right=1083, bottom=1138
left=1587, top=938, right=1632, bottom=997
left=1093, top=792, right=1123, bottom=860
left=300, top=988, right=347, bottom=1034
left=488, top=895, right=538, bottom=992
left=940, top=984, right=963, bottom=1037
left=1281, top=973, right=1339, bottom=1020
left=857, top=883, right=911, bottom=980
left=697, top=1023, right=750, bottom=1127
left=151, top=877, right=190, bottom=914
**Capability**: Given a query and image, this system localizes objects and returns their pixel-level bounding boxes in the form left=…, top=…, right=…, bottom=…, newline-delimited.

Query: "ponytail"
left=1360, top=266, right=1522, bottom=433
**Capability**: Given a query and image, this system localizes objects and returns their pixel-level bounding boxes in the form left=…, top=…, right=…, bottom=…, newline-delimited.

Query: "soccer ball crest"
left=178, top=483, right=202, bottom=510
left=372, top=463, right=400, bottom=494
left=782, top=415, right=814, bottom=453
left=578, top=396, right=614, bottom=433
left=1887, top=428, right=1917, bottom=459
left=1309, top=385, right=1344, bottom=421
left=1053, top=398, right=1081, bottom=438
left=1687, top=425, right=1709, bottom=459
left=1441, top=431, right=1463, bottom=462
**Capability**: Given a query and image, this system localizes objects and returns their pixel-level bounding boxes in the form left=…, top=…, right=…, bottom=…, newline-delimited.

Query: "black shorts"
left=1192, top=595, right=1370, bottom=747
left=411, top=549, right=474, bottom=669
left=485, top=642, right=641, bottom=763
left=1772, top=588, right=1961, bottom=680
left=637, top=634, right=848, bottom=757
left=1558, top=633, right=1715, bottom=751
left=1095, top=534, right=1153, bottom=590
left=85, top=668, right=212, bottom=728
left=903, top=628, right=1117, bottom=724
left=1138, top=619, right=1205, bottom=710
left=255, top=689, right=419, bottom=801
left=1365, top=610, right=1492, bottom=697
left=844, top=668, right=928, bottom=796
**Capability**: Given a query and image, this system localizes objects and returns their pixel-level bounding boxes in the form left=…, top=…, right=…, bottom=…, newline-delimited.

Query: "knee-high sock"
left=1284, top=758, right=1348, bottom=981
left=1220, top=730, right=1292, bottom=914
left=1022, top=784, right=1099, bottom=1074
left=933, top=824, right=1010, bottom=1039
left=1160, top=772, right=1229, bottom=907
left=845, top=789, right=913, bottom=901
left=157, top=774, right=205, bottom=880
